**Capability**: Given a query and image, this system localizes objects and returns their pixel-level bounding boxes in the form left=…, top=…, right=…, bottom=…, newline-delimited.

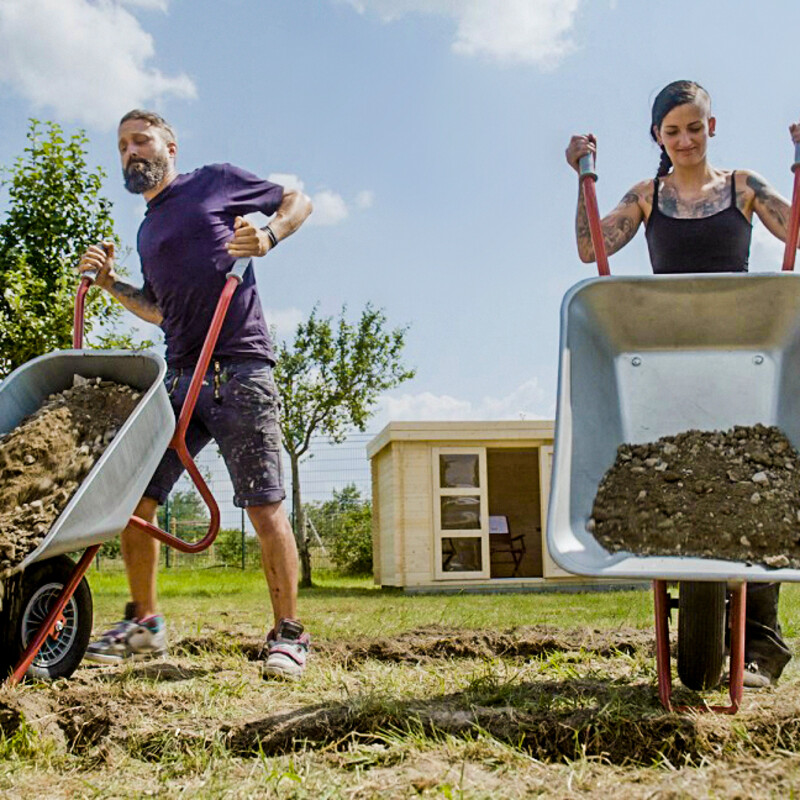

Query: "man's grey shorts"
left=144, top=358, right=285, bottom=508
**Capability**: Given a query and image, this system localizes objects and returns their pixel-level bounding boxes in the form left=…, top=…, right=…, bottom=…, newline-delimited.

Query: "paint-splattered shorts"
left=144, top=358, right=285, bottom=508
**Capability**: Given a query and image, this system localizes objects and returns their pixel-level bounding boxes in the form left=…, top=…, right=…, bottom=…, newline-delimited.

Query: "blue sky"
left=1, top=0, right=799, bottom=426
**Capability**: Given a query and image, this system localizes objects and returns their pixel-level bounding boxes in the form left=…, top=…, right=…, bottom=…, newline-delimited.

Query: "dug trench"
left=3, top=627, right=800, bottom=768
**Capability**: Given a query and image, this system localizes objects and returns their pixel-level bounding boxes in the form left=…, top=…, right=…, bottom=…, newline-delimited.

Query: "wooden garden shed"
left=367, top=420, right=594, bottom=591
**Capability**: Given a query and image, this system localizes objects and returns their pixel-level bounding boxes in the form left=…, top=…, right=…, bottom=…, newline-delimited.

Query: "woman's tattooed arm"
left=576, top=184, right=644, bottom=263
left=746, top=171, right=797, bottom=245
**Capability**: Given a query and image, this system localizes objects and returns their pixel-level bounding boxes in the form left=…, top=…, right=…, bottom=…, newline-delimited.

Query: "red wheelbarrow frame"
left=5, top=259, right=252, bottom=687
left=577, top=143, right=800, bottom=713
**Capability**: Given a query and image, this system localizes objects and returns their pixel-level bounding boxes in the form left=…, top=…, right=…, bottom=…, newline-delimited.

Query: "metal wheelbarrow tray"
left=547, top=271, right=800, bottom=583
left=0, top=348, right=173, bottom=576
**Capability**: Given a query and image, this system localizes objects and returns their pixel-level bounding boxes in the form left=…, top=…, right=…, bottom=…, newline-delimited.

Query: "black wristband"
left=262, top=225, right=279, bottom=249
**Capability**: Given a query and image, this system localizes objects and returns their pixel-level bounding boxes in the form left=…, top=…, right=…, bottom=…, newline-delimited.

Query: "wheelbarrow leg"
left=653, top=579, right=673, bottom=711
left=653, top=579, right=746, bottom=714
left=5, top=545, right=100, bottom=687
left=725, top=582, right=746, bottom=712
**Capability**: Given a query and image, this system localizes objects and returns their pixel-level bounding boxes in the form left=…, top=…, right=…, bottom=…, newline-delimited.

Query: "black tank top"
left=645, top=172, right=751, bottom=274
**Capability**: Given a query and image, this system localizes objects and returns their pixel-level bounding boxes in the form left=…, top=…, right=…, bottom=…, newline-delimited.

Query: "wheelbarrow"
left=0, top=257, right=253, bottom=685
left=547, top=143, right=800, bottom=713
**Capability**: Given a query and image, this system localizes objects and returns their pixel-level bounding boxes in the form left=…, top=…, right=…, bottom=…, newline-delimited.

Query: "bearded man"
left=78, top=110, right=313, bottom=680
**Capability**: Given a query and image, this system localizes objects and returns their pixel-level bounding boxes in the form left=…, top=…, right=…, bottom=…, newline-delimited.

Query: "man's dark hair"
left=650, top=80, right=711, bottom=177
left=119, top=109, right=177, bottom=145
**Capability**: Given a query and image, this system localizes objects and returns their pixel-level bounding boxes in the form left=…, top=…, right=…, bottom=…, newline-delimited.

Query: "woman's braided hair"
left=650, top=80, right=711, bottom=177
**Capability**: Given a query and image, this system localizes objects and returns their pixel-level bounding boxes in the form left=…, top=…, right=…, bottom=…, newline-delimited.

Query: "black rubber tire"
left=0, top=571, right=25, bottom=679
left=7, top=555, right=94, bottom=681
left=677, top=580, right=727, bottom=691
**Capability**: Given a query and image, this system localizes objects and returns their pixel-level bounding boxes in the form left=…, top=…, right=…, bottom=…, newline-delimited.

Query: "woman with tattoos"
left=565, top=79, right=800, bottom=688
left=566, top=80, right=800, bottom=270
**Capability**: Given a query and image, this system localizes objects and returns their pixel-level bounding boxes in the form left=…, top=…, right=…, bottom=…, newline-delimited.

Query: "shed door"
left=432, top=447, right=490, bottom=580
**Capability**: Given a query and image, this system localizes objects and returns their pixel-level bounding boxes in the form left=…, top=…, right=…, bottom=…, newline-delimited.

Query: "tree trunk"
left=290, top=454, right=313, bottom=588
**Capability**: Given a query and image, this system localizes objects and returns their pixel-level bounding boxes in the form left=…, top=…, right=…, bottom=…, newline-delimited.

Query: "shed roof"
left=366, top=420, right=555, bottom=459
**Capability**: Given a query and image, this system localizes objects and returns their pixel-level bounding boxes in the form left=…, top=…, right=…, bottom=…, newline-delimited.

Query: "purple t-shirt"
left=137, top=163, right=284, bottom=368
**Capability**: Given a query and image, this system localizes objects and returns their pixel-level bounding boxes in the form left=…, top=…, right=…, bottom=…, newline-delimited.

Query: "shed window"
left=439, top=454, right=480, bottom=488
left=440, top=496, right=481, bottom=529
left=441, top=537, right=483, bottom=572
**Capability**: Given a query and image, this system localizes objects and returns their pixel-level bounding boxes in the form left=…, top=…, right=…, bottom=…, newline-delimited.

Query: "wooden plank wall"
left=400, top=441, right=434, bottom=586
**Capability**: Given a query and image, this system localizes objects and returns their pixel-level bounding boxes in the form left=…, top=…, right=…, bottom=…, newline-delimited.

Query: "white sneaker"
left=262, top=618, right=310, bottom=681
left=84, top=604, right=167, bottom=664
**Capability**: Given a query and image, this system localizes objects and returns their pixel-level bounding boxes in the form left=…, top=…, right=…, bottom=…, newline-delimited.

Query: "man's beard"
left=123, top=153, right=169, bottom=194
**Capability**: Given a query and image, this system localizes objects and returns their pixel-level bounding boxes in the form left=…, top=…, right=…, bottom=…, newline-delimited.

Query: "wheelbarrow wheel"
left=677, top=580, right=727, bottom=691
left=15, top=555, right=93, bottom=681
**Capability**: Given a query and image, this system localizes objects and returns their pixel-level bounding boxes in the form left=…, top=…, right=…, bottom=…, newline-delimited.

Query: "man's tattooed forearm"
left=110, top=281, right=162, bottom=322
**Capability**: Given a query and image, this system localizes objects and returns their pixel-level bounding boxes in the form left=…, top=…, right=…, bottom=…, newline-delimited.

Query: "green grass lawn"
left=88, top=566, right=800, bottom=639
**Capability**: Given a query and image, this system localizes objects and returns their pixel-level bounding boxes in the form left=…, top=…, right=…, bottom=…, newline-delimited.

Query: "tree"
left=157, top=489, right=209, bottom=541
left=274, top=304, right=415, bottom=587
left=306, top=484, right=373, bottom=575
left=0, top=120, right=144, bottom=378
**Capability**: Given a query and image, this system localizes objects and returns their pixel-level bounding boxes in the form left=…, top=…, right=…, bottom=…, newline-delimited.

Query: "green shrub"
left=307, top=484, right=373, bottom=575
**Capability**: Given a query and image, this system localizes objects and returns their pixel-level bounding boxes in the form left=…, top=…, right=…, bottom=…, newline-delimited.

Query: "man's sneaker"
left=743, top=661, right=773, bottom=689
left=84, top=602, right=167, bottom=664
left=262, top=618, right=310, bottom=681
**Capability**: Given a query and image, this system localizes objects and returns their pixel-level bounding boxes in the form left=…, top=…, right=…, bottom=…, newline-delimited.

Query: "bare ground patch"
left=2, top=625, right=800, bottom=799
left=174, top=624, right=653, bottom=668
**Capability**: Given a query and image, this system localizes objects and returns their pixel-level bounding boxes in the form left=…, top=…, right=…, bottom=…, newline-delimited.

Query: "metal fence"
left=95, top=431, right=375, bottom=571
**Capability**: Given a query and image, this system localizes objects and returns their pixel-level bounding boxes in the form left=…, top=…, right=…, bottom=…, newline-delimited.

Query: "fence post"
left=241, top=507, right=246, bottom=571
left=164, top=495, right=171, bottom=568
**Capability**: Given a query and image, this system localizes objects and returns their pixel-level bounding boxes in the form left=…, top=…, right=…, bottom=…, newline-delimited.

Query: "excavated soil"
left=175, top=624, right=652, bottom=667
left=0, top=377, right=141, bottom=577
left=592, top=424, right=800, bottom=567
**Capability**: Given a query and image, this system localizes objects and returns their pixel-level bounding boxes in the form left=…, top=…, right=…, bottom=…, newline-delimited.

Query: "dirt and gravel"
left=591, top=424, right=800, bottom=567
left=0, top=377, right=140, bottom=577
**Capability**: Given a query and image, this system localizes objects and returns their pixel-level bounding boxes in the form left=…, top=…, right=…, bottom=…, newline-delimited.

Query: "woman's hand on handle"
left=566, top=134, right=597, bottom=173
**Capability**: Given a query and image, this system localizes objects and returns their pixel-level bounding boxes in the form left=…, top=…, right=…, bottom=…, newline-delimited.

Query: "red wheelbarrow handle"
left=579, top=153, right=610, bottom=277
left=72, top=258, right=253, bottom=552
left=781, top=141, right=800, bottom=271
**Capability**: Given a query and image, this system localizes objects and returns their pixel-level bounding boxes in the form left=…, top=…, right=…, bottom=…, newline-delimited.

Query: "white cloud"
left=341, top=0, right=581, bottom=68
left=355, top=190, right=375, bottom=209
left=0, top=0, right=196, bottom=130
left=268, top=173, right=306, bottom=194
left=309, top=190, right=350, bottom=227
left=375, top=376, right=553, bottom=425
left=267, top=173, right=373, bottom=227
left=264, top=307, right=306, bottom=340
left=119, top=0, right=168, bottom=10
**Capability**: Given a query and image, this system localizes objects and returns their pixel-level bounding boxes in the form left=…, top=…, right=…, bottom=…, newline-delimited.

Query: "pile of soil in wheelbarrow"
left=591, top=424, right=800, bottom=568
left=0, top=377, right=141, bottom=578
